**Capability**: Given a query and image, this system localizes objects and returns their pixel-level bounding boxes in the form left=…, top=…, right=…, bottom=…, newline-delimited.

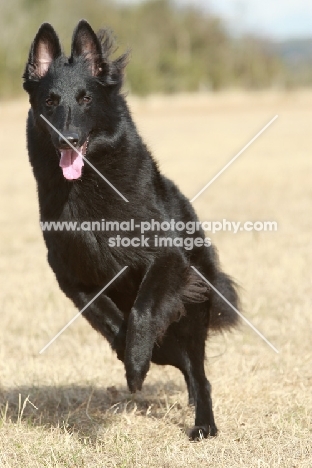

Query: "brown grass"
left=0, top=90, right=311, bottom=467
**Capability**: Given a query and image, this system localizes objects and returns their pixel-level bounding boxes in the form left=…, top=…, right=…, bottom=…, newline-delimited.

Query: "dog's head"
left=23, top=20, right=129, bottom=180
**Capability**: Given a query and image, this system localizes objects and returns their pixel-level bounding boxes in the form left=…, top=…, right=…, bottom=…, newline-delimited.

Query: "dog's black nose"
left=58, top=133, right=79, bottom=149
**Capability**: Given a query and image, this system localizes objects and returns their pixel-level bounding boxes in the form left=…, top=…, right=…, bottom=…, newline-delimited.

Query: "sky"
left=119, top=0, right=312, bottom=40
left=206, top=0, right=312, bottom=39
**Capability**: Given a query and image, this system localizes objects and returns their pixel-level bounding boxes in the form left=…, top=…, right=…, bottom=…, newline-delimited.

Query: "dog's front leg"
left=125, top=250, right=191, bottom=393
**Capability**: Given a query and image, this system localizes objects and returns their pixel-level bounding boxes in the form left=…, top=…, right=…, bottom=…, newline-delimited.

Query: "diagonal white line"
left=191, top=266, right=279, bottom=353
left=39, top=266, right=128, bottom=354
left=190, top=115, right=278, bottom=203
left=40, top=114, right=129, bottom=202
left=25, top=396, right=39, bottom=410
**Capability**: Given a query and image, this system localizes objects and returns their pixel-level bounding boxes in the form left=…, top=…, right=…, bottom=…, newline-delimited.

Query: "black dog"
left=23, top=20, right=239, bottom=440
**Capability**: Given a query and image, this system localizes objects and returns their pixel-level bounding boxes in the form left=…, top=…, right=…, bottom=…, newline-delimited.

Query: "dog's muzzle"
left=58, top=135, right=89, bottom=180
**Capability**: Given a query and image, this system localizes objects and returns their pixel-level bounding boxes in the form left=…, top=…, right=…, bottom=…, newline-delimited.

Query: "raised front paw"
left=125, top=360, right=150, bottom=393
left=189, top=424, right=218, bottom=441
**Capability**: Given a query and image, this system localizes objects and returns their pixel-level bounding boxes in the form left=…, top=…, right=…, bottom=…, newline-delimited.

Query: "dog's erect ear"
left=24, top=23, right=61, bottom=81
left=71, top=20, right=102, bottom=75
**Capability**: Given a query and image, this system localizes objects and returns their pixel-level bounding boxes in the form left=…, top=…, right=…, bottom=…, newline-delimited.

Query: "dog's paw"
left=126, top=366, right=147, bottom=393
left=188, top=424, right=218, bottom=441
left=125, top=349, right=151, bottom=393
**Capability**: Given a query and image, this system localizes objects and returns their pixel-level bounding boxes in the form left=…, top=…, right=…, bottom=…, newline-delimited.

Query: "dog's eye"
left=83, top=96, right=92, bottom=104
left=46, top=98, right=54, bottom=107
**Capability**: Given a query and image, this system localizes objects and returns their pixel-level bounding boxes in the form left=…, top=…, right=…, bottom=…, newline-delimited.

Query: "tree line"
left=0, top=0, right=310, bottom=98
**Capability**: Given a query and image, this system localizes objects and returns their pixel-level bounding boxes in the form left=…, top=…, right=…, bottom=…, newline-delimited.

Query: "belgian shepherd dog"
left=23, top=20, right=239, bottom=440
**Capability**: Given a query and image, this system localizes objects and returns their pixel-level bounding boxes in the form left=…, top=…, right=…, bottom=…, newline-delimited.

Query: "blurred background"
left=0, top=0, right=311, bottom=98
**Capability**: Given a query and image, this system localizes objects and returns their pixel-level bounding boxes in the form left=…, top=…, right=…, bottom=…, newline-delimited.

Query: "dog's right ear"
left=71, top=20, right=102, bottom=76
left=23, top=23, right=61, bottom=86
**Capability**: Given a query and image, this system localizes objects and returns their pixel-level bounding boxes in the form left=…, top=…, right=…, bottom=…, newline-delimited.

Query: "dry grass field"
left=0, top=91, right=311, bottom=467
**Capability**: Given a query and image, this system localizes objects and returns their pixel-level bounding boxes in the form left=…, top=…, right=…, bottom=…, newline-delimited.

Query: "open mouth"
left=58, top=137, right=89, bottom=180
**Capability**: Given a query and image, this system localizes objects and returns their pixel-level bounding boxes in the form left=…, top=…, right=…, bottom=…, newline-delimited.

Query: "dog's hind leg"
left=152, top=313, right=217, bottom=440
left=181, top=309, right=218, bottom=440
left=151, top=332, right=195, bottom=405
left=186, top=349, right=218, bottom=440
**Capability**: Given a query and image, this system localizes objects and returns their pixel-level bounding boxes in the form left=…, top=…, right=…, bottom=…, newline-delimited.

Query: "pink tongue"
left=59, top=149, right=84, bottom=180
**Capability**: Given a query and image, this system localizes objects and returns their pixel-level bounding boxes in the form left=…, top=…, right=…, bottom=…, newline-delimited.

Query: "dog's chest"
left=43, top=197, right=121, bottom=285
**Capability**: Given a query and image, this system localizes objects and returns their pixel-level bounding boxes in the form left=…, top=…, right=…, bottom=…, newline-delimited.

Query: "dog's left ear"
left=71, top=20, right=102, bottom=76
left=23, top=23, right=62, bottom=88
